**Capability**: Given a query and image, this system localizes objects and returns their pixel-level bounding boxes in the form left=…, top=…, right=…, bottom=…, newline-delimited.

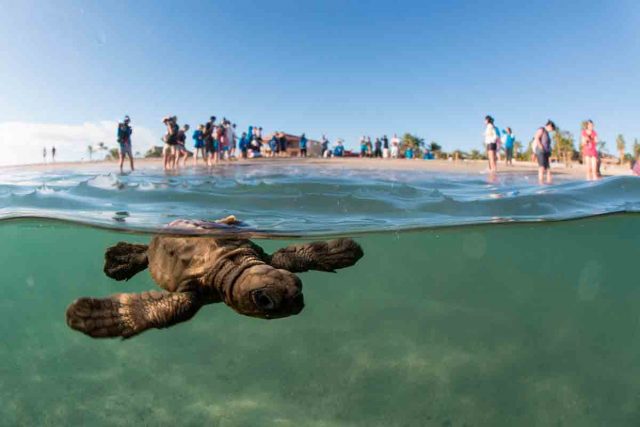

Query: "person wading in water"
left=117, top=115, right=134, bottom=173
left=533, top=120, right=556, bottom=185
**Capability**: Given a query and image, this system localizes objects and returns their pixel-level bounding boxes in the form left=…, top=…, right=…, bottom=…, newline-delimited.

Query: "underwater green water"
left=1, top=216, right=639, bottom=426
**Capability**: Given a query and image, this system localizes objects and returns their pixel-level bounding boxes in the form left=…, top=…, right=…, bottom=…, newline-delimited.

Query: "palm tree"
left=514, top=140, right=522, bottom=160
left=87, top=145, right=94, bottom=161
left=400, top=133, right=425, bottom=157
left=552, top=128, right=575, bottom=167
left=107, top=148, right=119, bottom=161
left=616, top=134, right=626, bottom=164
left=634, top=138, right=640, bottom=159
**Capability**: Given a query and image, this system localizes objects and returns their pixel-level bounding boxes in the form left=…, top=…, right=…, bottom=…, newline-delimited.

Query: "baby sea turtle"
left=66, top=217, right=363, bottom=339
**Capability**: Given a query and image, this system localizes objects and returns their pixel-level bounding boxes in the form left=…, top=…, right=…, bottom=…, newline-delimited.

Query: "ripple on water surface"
left=0, top=164, right=638, bottom=235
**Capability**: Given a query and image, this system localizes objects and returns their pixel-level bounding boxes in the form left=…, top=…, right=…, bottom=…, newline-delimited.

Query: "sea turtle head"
left=229, top=265, right=304, bottom=319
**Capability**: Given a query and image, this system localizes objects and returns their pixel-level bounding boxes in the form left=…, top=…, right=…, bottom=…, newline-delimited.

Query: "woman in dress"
left=581, top=120, right=599, bottom=180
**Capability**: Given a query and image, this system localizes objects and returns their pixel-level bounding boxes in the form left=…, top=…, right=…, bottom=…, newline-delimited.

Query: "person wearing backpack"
left=534, top=120, right=556, bottom=184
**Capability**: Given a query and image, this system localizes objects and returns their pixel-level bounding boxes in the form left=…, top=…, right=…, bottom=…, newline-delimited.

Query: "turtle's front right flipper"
left=269, top=238, right=364, bottom=273
left=104, top=242, right=149, bottom=281
left=66, top=291, right=202, bottom=339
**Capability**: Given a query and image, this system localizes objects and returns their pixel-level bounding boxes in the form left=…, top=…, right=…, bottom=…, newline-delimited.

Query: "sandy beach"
left=3, top=156, right=634, bottom=179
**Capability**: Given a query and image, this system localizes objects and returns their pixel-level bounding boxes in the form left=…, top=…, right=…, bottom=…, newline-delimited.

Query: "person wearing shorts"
left=534, top=120, right=556, bottom=184
left=162, top=116, right=179, bottom=170
left=175, top=124, right=190, bottom=168
left=117, top=115, right=134, bottom=173
left=484, top=115, right=498, bottom=173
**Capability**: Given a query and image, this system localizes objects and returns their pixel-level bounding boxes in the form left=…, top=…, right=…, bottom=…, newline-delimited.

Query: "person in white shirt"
left=391, top=134, right=400, bottom=159
left=484, top=115, right=498, bottom=173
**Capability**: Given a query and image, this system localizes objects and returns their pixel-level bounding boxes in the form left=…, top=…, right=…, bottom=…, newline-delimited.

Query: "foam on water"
left=0, top=163, right=638, bottom=235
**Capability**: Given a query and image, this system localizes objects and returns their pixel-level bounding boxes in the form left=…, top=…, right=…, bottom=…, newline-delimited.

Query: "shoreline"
left=0, top=156, right=634, bottom=179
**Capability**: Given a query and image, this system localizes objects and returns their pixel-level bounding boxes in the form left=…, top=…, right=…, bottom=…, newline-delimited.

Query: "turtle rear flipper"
left=66, top=291, right=202, bottom=339
left=104, top=242, right=149, bottom=281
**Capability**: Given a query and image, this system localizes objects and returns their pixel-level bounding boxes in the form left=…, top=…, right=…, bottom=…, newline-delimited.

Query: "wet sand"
left=1, top=156, right=633, bottom=179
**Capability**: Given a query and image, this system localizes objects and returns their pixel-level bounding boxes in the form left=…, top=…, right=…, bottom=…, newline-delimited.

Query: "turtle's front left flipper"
left=104, top=242, right=149, bottom=281
left=269, top=238, right=363, bottom=273
left=66, top=291, right=202, bottom=339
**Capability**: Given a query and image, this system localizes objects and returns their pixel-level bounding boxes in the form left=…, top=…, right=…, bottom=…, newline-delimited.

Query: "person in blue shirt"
left=269, top=134, right=279, bottom=157
left=117, top=115, right=134, bottom=173
left=192, top=124, right=205, bottom=166
left=501, top=127, right=515, bottom=166
left=238, top=132, right=249, bottom=159
left=333, top=140, right=344, bottom=157
left=405, top=147, right=414, bottom=159
left=299, top=133, right=308, bottom=157
left=360, top=136, right=367, bottom=157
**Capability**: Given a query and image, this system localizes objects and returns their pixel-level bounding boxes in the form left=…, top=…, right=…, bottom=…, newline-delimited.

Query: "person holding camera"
left=117, top=115, right=134, bottom=173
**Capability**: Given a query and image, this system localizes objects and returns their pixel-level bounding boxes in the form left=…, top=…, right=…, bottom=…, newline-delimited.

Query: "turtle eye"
left=252, top=289, right=275, bottom=310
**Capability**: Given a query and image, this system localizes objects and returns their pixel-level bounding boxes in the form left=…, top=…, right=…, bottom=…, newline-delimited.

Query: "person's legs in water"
left=119, top=146, right=125, bottom=173
left=536, top=150, right=551, bottom=184
left=163, top=144, right=171, bottom=170
left=586, top=155, right=598, bottom=180
left=128, top=148, right=135, bottom=172
left=487, top=143, right=497, bottom=172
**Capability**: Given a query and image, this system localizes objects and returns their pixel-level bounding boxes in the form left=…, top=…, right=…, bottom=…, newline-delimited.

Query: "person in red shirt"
left=581, top=120, right=599, bottom=180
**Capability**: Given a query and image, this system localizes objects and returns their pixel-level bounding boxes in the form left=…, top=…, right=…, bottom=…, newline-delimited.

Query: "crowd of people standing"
left=357, top=135, right=402, bottom=159
left=484, top=115, right=557, bottom=184
left=160, top=115, right=306, bottom=170
left=483, top=115, right=612, bottom=184
left=112, top=114, right=635, bottom=182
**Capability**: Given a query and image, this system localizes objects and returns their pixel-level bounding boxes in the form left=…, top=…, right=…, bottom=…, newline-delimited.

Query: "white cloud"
left=0, top=121, right=160, bottom=166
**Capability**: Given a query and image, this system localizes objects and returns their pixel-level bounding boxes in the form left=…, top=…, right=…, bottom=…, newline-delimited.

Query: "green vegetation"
left=106, top=148, right=119, bottom=161
left=145, top=146, right=163, bottom=158
left=400, top=133, right=425, bottom=158
left=552, top=128, right=576, bottom=166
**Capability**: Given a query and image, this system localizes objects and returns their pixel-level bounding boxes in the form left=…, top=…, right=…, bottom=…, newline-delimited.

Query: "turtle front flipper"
left=104, top=242, right=149, bottom=281
left=66, top=291, right=202, bottom=339
left=269, top=238, right=364, bottom=273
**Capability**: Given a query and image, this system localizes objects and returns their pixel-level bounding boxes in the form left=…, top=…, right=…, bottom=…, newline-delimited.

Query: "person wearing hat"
left=117, top=115, right=134, bottom=173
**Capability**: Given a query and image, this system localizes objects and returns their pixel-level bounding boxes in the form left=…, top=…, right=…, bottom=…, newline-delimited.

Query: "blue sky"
left=1, top=0, right=639, bottom=163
